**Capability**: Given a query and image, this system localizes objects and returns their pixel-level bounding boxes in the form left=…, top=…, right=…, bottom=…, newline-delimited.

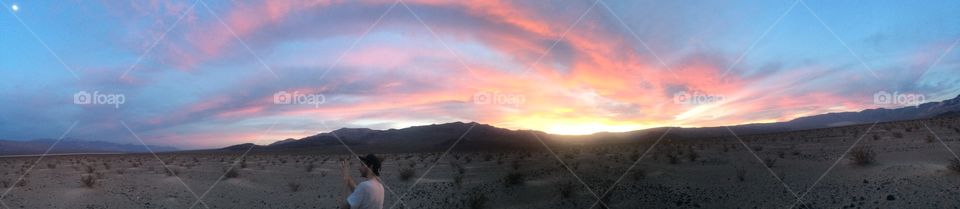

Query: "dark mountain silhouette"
left=227, top=94, right=960, bottom=152
left=739, top=94, right=960, bottom=131
left=0, top=138, right=178, bottom=156
left=262, top=122, right=551, bottom=152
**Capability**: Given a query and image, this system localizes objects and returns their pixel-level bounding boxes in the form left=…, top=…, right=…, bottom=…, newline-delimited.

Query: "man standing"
left=339, top=154, right=385, bottom=209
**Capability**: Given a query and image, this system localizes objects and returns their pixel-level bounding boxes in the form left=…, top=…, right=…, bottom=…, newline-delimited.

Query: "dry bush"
left=502, top=172, right=525, bottom=187
left=80, top=174, right=96, bottom=188
left=949, top=158, right=960, bottom=173
left=632, top=167, right=647, bottom=181
left=453, top=174, right=464, bottom=189
left=558, top=181, right=575, bottom=199
left=736, top=167, right=746, bottom=182
left=166, top=168, right=180, bottom=176
left=224, top=168, right=240, bottom=179
left=15, top=178, right=27, bottom=187
left=288, top=182, right=301, bottom=192
left=848, top=147, right=876, bottom=166
left=763, top=158, right=777, bottom=168
left=667, top=153, right=680, bottom=164
left=687, top=150, right=699, bottom=162
left=398, top=167, right=416, bottom=181
left=466, top=188, right=488, bottom=209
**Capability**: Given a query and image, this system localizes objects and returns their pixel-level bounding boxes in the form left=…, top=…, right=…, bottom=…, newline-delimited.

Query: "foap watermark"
left=673, top=90, right=724, bottom=106
left=873, top=91, right=925, bottom=107
left=473, top=91, right=525, bottom=107
left=73, top=91, right=125, bottom=108
left=273, top=91, right=326, bottom=108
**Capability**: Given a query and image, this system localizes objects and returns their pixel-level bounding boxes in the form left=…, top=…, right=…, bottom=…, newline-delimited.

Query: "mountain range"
left=224, top=94, right=960, bottom=152
left=3, top=95, right=957, bottom=155
left=0, top=138, right=177, bottom=156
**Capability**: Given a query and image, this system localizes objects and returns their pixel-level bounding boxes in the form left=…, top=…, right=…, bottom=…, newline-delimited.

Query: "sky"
left=1, top=0, right=959, bottom=149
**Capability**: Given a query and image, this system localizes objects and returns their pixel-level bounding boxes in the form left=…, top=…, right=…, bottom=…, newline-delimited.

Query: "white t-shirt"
left=347, top=178, right=385, bottom=209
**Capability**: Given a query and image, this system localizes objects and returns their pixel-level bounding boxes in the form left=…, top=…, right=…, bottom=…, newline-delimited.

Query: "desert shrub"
left=166, top=168, right=180, bottom=176
left=399, top=167, right=416, bottom=181
left=288, top=182, right=301, bottom=192
left=453, top=174, right=464, bottom=189
left=667, top=153, right=680, bottom=164
left=483, top=154, right=494, bottom=162
left=85, top=165, right=95, bottom=174
left=305, top=164, right=315, bottom=172
left=892, top=132, right=904, bottom=139
left=763, top=158, right=777, bottom=168
left=80, top=174, right=96, bottom=188
left=687, top=150, right=699, bottom=162
left=224, top=168, right=240, bottom=179
left=848, top=147, right=876, bottom=166
left=511, top=160, right=521, bottom=170
left=948, top=158, right=960, bottom=173
left=558, top=181, right=575, bottom=199
left=15, top=178, right=27, bottom=187
left=595, top=191, right=613, bottom=209
left=736, top=167, right=746, bottom=182
left=502, top=172, right=525, bottom=187
left=632, top=167, right=647, bottom=181
left=47, top=163, right=56, bottom=169
left=466, top=188, right=488, bottom=209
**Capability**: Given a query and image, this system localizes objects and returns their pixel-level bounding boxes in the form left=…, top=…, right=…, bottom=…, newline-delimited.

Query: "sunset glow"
left=2, top=0, right=959, bottom=148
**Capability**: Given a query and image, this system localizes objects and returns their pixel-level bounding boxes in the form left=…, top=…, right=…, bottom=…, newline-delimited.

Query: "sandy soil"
left=2, top=118, right=959, bottom=208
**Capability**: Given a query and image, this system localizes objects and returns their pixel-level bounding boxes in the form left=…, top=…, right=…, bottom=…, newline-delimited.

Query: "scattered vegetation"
left=399, top=167, right=416, bottom=181
left=763, top=158, right=777, bottom=168
left=466, top=188, right=488, bottom=209
left=558, top=181, right=575, bottom=199
left=667, top=153, right=680, bottom=164
left=287, top=182, right=301, bottom=192
left=632, top=167, right=646, bottom=181
left=948, top=158, right=960, bottom=173
left=80, top=174, right=96, bottom=188
left=849, top=147, right=876, bottom=166
left=736, top=167, right=746, bottom=182
left=224, top=168, right=240, bottom=179
left=502, top=172, right=525, bottom=187
left=453, top=174, right=464, bottom=189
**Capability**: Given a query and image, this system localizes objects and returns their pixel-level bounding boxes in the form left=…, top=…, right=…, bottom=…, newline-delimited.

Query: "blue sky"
left=1, top=0, right=958, bottom=148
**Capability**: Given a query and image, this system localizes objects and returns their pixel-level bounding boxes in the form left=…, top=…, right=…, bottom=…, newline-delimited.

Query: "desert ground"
left=2, top=118, right=960, bottom=209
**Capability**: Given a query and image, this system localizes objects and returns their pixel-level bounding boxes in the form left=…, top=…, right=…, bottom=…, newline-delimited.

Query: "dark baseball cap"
left=357, top=154, right=382, bottom=176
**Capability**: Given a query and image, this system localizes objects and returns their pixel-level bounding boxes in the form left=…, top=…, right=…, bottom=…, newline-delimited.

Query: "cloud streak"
left=1, top=0, right=958, bottom=148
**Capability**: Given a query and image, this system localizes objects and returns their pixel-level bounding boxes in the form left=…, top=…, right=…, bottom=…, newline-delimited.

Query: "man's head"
left=357, top=154, right=382, bottom=177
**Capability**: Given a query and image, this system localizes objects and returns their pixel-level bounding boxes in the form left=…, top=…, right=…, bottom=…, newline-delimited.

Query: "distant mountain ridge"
left=230, top=122, right=552, bottom=152
left=232, top=94, right=960, bottom=152
left=751, top=94, right=960, bottom=131
left=0, top=138, right=178, bottom=156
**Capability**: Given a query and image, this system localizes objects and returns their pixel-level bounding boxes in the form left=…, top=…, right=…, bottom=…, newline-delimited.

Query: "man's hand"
left=340, top=159, right=357, bottom=193
left=340, top=159, right=350, bottom=178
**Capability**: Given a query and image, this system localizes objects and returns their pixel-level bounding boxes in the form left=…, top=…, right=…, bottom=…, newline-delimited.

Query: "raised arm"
left=339, top=159, right=357, bottom=209
left=341, top=159, right=357, bottom=191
